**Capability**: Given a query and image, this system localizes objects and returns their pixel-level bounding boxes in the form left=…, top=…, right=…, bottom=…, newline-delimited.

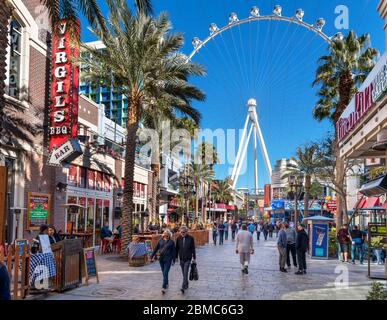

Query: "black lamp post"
left=289, top=174, right=303, bottom=226
left=180, top=165, right=195, bottom=227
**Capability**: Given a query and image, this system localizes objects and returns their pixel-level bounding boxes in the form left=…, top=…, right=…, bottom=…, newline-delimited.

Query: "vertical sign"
left=311, top=223, right=329, bottom=259
left=27, top=193, right=51, bottom=230
left=48, top=20, right=81, bottom=166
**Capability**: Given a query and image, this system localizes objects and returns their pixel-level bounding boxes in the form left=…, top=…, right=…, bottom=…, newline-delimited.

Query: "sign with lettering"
left=368, top=222, right=387, bottom=249
left=83, top=247, right=99, bottom=285
left=48, top=20, right=81, bottom=166
left=27, top=193, right=51, bottom=230
left=311, top=223, right=328, bottom=259
left=145, top=240, right=153, bottom=255
left=337, top=52, right=387, bottom=142
left=15, top=239, right=28, bottom=256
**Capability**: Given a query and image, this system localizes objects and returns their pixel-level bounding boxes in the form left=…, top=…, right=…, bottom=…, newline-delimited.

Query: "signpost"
left=311, top=224, right=329, bottom=259
left=48, top=20, right=81, bottom=166
left=26, top=193, right=51, bottom=230
left=367, top=222, right=387, bottom=279
left=83, top=247, right=99, bottom=285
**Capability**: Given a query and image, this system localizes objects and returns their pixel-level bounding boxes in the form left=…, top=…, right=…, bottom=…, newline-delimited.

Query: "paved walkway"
left=38, top=234, right=385, bottom=300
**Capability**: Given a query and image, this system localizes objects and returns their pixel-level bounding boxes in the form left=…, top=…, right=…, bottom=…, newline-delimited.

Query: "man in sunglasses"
left=175, top=226, right=196, bottom=294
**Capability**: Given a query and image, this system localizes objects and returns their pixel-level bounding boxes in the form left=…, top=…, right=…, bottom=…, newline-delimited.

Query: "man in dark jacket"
left=295, top=223, right=308, bottom=275
left=0, top=261, right=11, bottom=300
left=231, top=221, right=237, bottom=240
left=175, top=226, right=196, bottom=293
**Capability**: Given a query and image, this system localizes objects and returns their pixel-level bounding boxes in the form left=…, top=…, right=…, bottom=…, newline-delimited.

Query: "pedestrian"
left=256, top=221, right=262, bottom=241
left=268, top=223, right=274, bottom=238
left=218, top=220, right=225, bottom=245
left=275, top=220, right=281, bottom=238
left=262, top=222, right=269, bottom=241
left=295, top=223, right=308, bottom=275
left=151, top=230, right=176, bottom=294
left=231, top=221, right=237, bottom=240
left=337, top=224, right=350, bottom=262
left=175, top=226, right=196, bottom=294
left=284, top=222, right=297, bottom=268
left=212, top=222, right=218, bottom=245
left=236, top=224, right=254, bottom=274
left=350, top=225, right=364, bottom=265
left=0, top=261, right=11, bottom=300
left=248, top=222, right=255, bottom=235
left=224, top=220, right=229, bottom=240
left=277, top=223, right=288, bottom=273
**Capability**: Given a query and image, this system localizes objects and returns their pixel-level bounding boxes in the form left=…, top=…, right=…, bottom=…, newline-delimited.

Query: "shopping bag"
left=189, top=262, right=199, bottom=281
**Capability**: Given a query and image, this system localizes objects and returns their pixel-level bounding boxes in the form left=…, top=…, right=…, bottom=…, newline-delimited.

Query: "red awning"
left=226, top=205, right=235, bottom=210
left=362, top=196, right=380, bottom=209
left=354, top=197, right=366, bottom=209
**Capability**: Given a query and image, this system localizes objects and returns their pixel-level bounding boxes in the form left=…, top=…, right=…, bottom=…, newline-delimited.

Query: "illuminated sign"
left=48, top=20, right=81, bottom=166
left=337, top=53, right=387, bottom=142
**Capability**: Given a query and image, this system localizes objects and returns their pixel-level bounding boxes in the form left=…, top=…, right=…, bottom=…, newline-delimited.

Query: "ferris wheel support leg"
left=231, top=114, right=250, bottom=182
left=252, top=108, right=272, bottom=179
left=232, top=125, right=253, bottom=190
left=253, top=125, right=258, bottom=195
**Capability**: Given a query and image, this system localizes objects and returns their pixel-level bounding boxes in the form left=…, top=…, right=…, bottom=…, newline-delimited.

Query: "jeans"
left=278, top=246, right=287, bottom=269
left=225, top=231, right=229, bottom=240
left=263, top=231, right=268, bottom=240
left=297, top=249, right=307, bottom=271
left=286, top=243, right=297, bottom=267
left=351, top=243, right=364, bottom=263
left=269, top=231, right=273, bottom=238
left=180, top=260, right=191, bottom=289
left=219, top=231, right=224, bottom=245
left=213, top=231, right=217, bottom=244
left=231, top=230, right=236, bottom=240
left=257, top=231, right=261, bottom=241
left=159, top=259, right=172, bottom=289
left=375, top=249, right=384, bottom=264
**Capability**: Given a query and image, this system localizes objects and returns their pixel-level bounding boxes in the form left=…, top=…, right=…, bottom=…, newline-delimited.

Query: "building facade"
left=0, top=1, right=153, bottom=246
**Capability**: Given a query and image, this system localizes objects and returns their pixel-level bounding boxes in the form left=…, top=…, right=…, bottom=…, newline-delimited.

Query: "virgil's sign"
left=337, top=53, right=387, bottom=142
left=48, top=20, right=81, bottom=166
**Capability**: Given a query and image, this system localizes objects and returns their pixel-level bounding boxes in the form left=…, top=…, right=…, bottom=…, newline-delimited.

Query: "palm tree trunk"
left=304, top=175, right=311, bottom=217
left=120, top=96, right=141, bottom=257
left=150, top=161, right=160, bottom=225
left=195, top=184, right=199, bottom=223
left=201, top=181, right=205, bottom=223
left=0, top=3, right=12, bottom=123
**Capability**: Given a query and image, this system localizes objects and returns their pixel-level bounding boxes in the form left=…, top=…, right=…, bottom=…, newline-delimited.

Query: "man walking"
left=277, top=223, right=288, bottom=273
left=218, top=220, right=225, bottom=245
left=269, top=223, right=274, bottom=238
left=236, top=224, right=254, bottom=274
left=224, top=220, right=229, bottom=240
left=262, top=222, right=269, bottom=241
left=285, top=222, right=297, bottom=268
left=231, top=220, right=237, bottom=240
left=175, top=226, right=196, bottom=294
left=295, top=223, right=308, bottom=275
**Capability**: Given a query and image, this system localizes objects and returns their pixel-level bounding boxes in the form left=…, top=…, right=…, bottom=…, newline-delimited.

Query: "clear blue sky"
left=80, top=0, right=385, bottom=191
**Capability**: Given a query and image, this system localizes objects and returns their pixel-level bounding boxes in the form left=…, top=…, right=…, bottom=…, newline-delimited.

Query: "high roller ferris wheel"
left=186, top=5, right=342, bottom=194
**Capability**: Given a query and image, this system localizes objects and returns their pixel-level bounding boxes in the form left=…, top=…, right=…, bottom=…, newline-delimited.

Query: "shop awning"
left=362, top=196, right=380, bottom=209
left=354, top=197, right=366, bottom=209
left=359, top=175, right=387, bottom=197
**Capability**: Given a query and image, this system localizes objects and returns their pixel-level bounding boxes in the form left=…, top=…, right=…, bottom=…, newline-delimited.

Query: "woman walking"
left=151, top=230, right=176, bottom=294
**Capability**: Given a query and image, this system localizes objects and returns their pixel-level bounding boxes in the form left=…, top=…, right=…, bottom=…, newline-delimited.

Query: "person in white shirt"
left=236, top=224, right=254, bottom=274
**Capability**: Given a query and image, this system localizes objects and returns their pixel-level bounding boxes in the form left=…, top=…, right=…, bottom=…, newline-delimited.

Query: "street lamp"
left=180, top=165, right=195, bottom=227
left=289, top=174, right=303, bottom=226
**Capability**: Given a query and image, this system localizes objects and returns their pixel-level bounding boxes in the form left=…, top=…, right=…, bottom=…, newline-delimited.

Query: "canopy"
left=359, top=175, right=387, bottom=197
left=303, top=215, right=334, bottom=222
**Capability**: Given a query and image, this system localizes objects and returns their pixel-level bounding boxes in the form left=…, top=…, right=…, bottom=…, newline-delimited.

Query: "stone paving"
left=37, top=233, right=386, bottom=300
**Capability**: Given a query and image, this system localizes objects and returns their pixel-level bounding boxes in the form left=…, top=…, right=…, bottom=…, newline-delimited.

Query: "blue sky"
left=80, top=0, right=385, bottom=191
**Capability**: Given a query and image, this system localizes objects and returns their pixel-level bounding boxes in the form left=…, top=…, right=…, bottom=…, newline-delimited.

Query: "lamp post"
left=180, top=165, right=194, bottom=227
left=289, top=174, right=303, bottom=226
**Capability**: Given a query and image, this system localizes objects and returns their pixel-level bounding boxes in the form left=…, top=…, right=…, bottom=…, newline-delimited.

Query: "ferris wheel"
left=186, top=5, right=341, bottom=194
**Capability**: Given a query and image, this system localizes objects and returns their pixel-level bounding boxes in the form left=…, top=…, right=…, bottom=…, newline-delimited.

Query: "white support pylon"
left=231, top=98, right=272, bottom=191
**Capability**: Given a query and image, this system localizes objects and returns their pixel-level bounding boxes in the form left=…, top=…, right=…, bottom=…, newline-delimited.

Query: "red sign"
left=264, top=184, right=271, bottom=207
left=326, top=200, right=337, bottom=211
left=48, top=20, right=81, bottom=164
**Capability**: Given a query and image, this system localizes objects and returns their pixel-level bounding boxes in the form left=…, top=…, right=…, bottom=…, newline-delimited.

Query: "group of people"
left=337, top=223, right=386, bottom=265
left=150, top=226, right=196, bottom=294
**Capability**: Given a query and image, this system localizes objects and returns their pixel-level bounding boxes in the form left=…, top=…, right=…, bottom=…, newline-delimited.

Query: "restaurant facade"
left=0, top=0, right=153, bottom=247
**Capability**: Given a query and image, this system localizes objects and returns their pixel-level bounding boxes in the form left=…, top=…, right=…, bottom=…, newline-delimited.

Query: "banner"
left=27, top=193, right=51, bottom=230
left=311, top=224, right=328, bottom=258
left=48, top=20, right=81, bottom=166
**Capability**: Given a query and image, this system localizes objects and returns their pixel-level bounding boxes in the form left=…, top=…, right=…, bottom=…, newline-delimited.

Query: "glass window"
left=6, top=18, right=22, bottom=98
left=86, top=198, right=94, bottom=233
left=96, top=172, right=103, bottom=190
left=103, top=174, right=111, bottom=192
left=68, top=165, right=78, bottom=186
left=66, top=196, right=78, bottom=233
left=87, top=169, right=95, bottom=189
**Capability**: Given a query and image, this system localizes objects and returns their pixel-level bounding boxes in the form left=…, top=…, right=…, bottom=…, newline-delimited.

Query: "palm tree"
left=212, top=179, right=233, bottom=204
left=282, top=144, right=322, bottom=218
left=312, top=30, right=378, bottom=228
left=190, top=163, right=214, bottom=223
left=141, top=98, right=201, bottom=224
left=80, top=1, right=205, bottom=256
